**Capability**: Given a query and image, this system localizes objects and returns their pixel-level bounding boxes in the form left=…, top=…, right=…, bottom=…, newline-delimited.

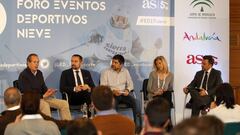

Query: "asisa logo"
left=186, top=54, right=218, bottom=65
left=0, top=2, right=7, bottom=34
left=142, top=0, right=168, bottom=10
left=183, top=32, right=221, bottom=42
left=190, top=0, right=214, bottom=12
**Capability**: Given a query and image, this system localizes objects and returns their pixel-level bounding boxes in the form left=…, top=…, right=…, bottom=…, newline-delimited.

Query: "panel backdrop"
left=0, top=0, right=228, bottom=122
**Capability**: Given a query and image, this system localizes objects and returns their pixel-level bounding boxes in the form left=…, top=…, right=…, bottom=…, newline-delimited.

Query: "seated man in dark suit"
left=60, top=54, right=95, bottom=108
left=183, top=55, right=223, bottom=116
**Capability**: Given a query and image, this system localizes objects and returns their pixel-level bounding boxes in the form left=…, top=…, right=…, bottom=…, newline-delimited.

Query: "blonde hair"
left=153, top=56, right=169, bottom=74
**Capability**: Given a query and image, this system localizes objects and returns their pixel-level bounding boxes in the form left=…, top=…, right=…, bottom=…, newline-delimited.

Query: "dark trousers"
left=190, top=89, right=211, bottom=116
left=68, top=91, right=91, bottom=105
left=114, top=95, right=137, bottom=123
left=68, top=91, right=92, bottom=117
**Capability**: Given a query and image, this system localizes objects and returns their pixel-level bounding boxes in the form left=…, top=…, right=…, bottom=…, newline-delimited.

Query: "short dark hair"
left=145, top=98, right=170, bottom=128
left=26, top=53, right=38, bottom=63
left=4, top=87, right=21, bottom=107
left=112, top=54, right=125, bottom=65
left=67, top=118, right=98, bottom=135
left=172, top=117, right=199, bottom=135
left=172, top=116, right=224, bottom=135
left=215, top=83, right=235, bottom=109
left=198, top=116, right=224, bottom=135
left=203, top=55, right=214, bottom=65
left=21, top=91, right=40, bottom=115
left=91, top=85, right=113, bottom=111
left=72, top=54, right=83, bottom=61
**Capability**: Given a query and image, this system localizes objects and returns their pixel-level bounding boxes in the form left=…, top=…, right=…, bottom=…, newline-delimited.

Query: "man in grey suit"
left=183, top=55, right=223, bottom=116
left=4, top=91, right=60, bottom=135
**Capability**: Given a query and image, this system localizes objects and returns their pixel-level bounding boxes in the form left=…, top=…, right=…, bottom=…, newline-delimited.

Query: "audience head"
left=153, top=56, right=169, bottom=73
left=91, top=85, right=114, bottom=111
left=71, top=54, right=83, bottom=70
left=111, top=54, right=125, bottom=71
left=198, top=115, right=224, bottom=135
left=4, top=87, right=21, bottom=108
left=145, top=97, right=170, bottom=129
left=21, top=91, right=40, bottom=115
left=202, top=55, right=214, bottom=71
left=67, top=118, right=100, bottom=135
left=172, top=116, right=224, bottom=135
left=172, top=117, right=199, bottom=135
left=26, top=53, right=39, bottom=72
left=215, top=83, right=235, bottom=109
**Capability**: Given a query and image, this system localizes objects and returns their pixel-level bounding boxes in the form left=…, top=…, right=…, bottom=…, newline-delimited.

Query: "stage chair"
left=183, top=93, right=192, bottom=119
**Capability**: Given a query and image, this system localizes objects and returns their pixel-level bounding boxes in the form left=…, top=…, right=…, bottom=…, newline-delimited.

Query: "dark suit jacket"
left=188, top=68, right=223, bottom=98
left=0, top=108, right=69, bottom=135
left=60, top=68, right=95, bottom=99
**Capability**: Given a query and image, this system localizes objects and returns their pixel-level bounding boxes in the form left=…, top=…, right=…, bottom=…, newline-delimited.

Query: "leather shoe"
left=185, top=102, right=192, bottom=108
left=201, top=107, right=210, bottom=115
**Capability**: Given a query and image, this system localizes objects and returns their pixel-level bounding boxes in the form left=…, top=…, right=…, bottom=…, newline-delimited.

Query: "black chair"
left=140, top=78, right=176, bottom=125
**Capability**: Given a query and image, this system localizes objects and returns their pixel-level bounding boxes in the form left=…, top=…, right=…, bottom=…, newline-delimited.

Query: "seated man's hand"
left=183, top=87, right=189, bottom=94
left=199, top=89, right=207, bottom=96
left=113, top=89, right=121, bottom=96
left=43, top=89, right=55, bottom=98
left=14, top=114, right=22, bottom=123
left=75, top=85, right=82, bottom=92
left=122, top=89, right=129, bottom=96
left=210, top=101, right=217, bottom=109
left=81, top=84, right=91, bottom=91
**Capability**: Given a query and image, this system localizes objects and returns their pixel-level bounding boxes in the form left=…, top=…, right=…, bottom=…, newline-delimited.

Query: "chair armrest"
left=129, top=90, right=136, bottom=99
left=62, top=92, right=69, bottom=102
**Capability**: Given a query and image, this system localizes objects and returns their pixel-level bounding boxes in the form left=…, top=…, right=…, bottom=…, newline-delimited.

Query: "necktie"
left=75, top=71, right=82, bottom=85
left=202, top=71, right=208, bottom=90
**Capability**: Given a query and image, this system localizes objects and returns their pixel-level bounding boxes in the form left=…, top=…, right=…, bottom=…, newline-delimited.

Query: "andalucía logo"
left=183, top=32, right=221, bottom=41
left=0, top=2, right=7, bottom=34
left=190, top=0, right=214, bottom=12
left=188, top=0, right=216, bottom=19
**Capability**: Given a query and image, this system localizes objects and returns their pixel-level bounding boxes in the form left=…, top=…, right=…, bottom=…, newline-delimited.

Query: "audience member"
left=91, top=85, right=135, bottom=135
left=140, top=97, right=170, bottom=135
left=18, top=53, right=71, bottom=120
left=100, top=54, right=138, bottom=123
left=172, top=115, right=224, bottom=135
left=67, top=118, right=101, bottom=135
left=0, top=87, right=69, bottom=135
left=208, top=83, right=240, bottom=123
left=183, top=55, right=223, bottom=116
left=4, top=90, right=60, bottom=135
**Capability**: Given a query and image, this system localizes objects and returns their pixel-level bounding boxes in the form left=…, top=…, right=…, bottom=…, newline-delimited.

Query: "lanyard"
left=158, top=74, right=166, bottom=89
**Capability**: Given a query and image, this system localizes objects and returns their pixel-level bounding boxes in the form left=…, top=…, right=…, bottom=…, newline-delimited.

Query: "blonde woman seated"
left=208, top=83, right=240, bottom=123
left=147, top=56, right=174, bottom=107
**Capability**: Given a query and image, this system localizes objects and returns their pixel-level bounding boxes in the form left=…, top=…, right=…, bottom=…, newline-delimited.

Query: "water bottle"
left=81, top=103, right=88, bottom=118
left=89, top=105, right=95, bottom=119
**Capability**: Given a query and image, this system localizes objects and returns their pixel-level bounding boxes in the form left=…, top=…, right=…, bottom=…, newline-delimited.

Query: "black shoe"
left=200, top=107, right=210, bottom=115
left=185, top=102, right=192, bottom=108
